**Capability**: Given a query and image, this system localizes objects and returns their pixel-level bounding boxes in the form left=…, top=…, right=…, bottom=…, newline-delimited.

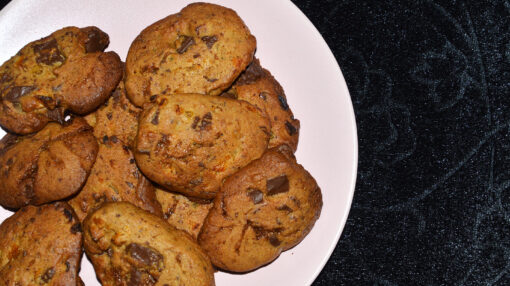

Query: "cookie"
left=134, top=93, right=270, bottom=199
left=68, top=137, right=163, bottom=221
left=125, top=2, right=256, bottom=106
left=83, top=202, right=215, bottom=285
left=0, top=117, right=98, bottom=209
left=222, top=58, right=300, bottom=152
left=0, top=202, right=82, bottom=285
left=156, top=188, right=213, bottom=239
left=84, top=71, right=142, bottom=148
left=198, top=145, right=322, bottom=272
left=0, top=26, right=122, bottom=134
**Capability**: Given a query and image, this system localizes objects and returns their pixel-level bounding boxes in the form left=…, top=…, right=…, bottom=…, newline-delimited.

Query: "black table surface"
left=1, top=0, right=509, bottom=285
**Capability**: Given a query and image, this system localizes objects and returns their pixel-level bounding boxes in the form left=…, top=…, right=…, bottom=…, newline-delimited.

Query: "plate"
left=0, top=0, right=358, bottom=285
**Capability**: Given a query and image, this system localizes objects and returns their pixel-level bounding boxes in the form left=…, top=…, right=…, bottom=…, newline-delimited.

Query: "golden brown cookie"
left=0, top=202, right=83, bottom=285
left=84, top=71, right=142, bottom=148
left=198, top=145, right=322, bottom=272
left=222, top=58, right=300, bottom=151
left=83, top=202, right=215, bottom=285
left=134, top=93, right=270, bottom=199
left=155, top=188, right=213, bottom=239
left=0, top=26, right=122, bottom=134
left=125, top=2, right=256, bottom=107
left=68, top=137, right=163, bottom=222
left=0, top=117, right=98, bottom=209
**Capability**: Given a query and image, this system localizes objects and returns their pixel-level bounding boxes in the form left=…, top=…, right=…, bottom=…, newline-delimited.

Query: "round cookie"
left=222, top=58, right=301, bottom=152
left=83, top=202, right=215, bottom=286
left=84, top=75, right=142, bottom=148
left=68, top=137, right=163, bottom=222
left=125, top=2, right=256, bottom=107
left=155, top=188, right=213, bottom=239
left=198, top=145, right=322, bottom=272
left=0, top=26, right=122, bottom=134
left=0, top=117, right=98, bottom=209
left=0, top=202, right=83, bottom=285
left=134, top=93, right=270, bottom=199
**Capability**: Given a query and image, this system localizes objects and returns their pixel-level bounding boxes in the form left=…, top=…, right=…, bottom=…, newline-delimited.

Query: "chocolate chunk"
left=285, top=121, right=297, bottom=135
left=278, top=95, right=289, bottom=110
left=37, top=95, right=53, bottom=106
left=110, top=135, right=119, bottom=143
left=106, top=112, right=113, bottom=120
left=4, top=86, right=36, bottom=102
left=126, top=243, right=163, bottom=268
left=247, top=188, right=263, bottom=204
left=259, top=92, right=267, bottom=101
left=200, top=112, right=212, bottom=130
left=266, top=175, right=289, bottom=196
left=126, top=181, right=134, bottom=189
left=41, top=267, right=55, bottom=283
left=33, top=38, right=65, bottom=65
left=70, top=222, right=82, bottom=234
left=141, top=65, right=159, bottom=74
left=102, top=135, right=109, bottom=144
left=151, top=110, right=159, bottom=125
left=219, top=91, right=237, bottom=99
left=128, top=267, right=142, bottom=286
left=203, top=75, right=218, bottom=82
left=46, top=108, right=66, bottom=124
left=201, top=35, right=218, bottom=49
left=0, top=73, right=12, bottom=84
left=236, top=59, right=265, bottom=85
left=85, top=28, right=109, bottom=53
left=63, top=208, right=74, bottom=222
left=277, top=204, right=293, bottom=212
left=177, top=36, right=195, bottom=54
left=65, top=261, right=71, bottom=272
left=268, top=235, right=281, bottom=247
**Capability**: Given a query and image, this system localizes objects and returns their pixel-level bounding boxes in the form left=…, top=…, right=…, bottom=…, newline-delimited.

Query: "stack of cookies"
left=0, top=3, right=322, bottom=285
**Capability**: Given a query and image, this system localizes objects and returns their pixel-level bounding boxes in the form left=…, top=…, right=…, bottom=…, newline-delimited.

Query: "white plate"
left=0, top=0, right=357, bottom=285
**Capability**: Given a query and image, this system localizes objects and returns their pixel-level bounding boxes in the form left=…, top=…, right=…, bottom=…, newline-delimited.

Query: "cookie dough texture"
left=135, top=93, right=270, bottom=199
left=156, top=188, right=213, bottom=239
left=198, top=145, right=322, bottom=272
left=223, top=59, right=300, bottom=152
left=83, top=202, right=215, bottom=286
left=0, top=117, right=98, bottom=209
left=125, top=2, right=256, bottom=106
left=0, top=26, right=122, bottom=134
left=68, top=137, right=162, bottom=222
left=0, top=202, right=83, bottom=285
left=84, top=78, right=142, bottom=148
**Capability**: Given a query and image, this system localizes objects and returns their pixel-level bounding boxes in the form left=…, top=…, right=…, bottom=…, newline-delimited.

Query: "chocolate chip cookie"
left=222, top=58, right=300, bottom=151
left=134, top=93, right=270, bottom=199
left=68, top=137, right=162, bottom=221
left=125, top=2, right=256, bottom=106
left=0, top=202, right=83, bottom=285
left=156, top=188, right=213, bottom=239
left=0, top=26, right=122, bottom=134
left=0, top=117, right=98, bottom=209
left=198, top=145, right=322, bottom=272
left=83, top=202, right=215, bottom=285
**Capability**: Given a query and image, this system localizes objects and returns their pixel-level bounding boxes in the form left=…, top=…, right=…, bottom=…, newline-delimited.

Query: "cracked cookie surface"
left=0, top=117, right=98, bottom=209
left=0, top=26, right=122, bottom=134
left=83, top=202, right=215, bottom=286
left=125, top=2, right=256, bottom=106
left=198, top=145, right=322, bottom=272
left=0, top=202, right=83, bottom=285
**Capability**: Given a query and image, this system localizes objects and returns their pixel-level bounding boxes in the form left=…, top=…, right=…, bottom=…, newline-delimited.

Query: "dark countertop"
left=2, top=0, right=509, bottom=285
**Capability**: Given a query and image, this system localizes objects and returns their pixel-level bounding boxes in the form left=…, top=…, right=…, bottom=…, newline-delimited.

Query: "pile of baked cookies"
left=0, top=3, right=322, bottom=285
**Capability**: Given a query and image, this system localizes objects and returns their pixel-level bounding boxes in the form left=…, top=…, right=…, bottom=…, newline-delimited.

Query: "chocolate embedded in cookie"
left=125, top=2, right=256, bottom=106
left=0, top=202, right=83, bottom=285
left=222, top=58, right=301, bottom=152
left=68, top=137, right=163, bottom=222
left=198, top=145, right=322, bottom=272
left=84, top=71, right=142, bottom=148
left=134, top=94, right=270, bottom=199
left=155, top=188, right=213, bottom=239
left=0, top=26, right=122, bottom=134
left=83, top=202, right=215, bottom=285
left=0, top=117, right=98, bottom=209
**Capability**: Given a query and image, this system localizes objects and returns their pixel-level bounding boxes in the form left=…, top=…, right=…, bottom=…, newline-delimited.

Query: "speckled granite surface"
left=1, top=0, right=509, bottom=285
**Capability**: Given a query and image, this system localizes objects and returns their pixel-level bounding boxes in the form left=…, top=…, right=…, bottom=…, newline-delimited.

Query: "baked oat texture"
left=222, top=58, right=301, bottom=152
left=198, top=145, right=322, bottom=272
left=0, top=26, right=122, bottom=134
left=83, top=202, right=215, bottom=286
left=125, top=2, right=256, bottom=106
left=68, top=137, right=163, bottom=222
left=0, top=117, right=98, bottom=209
left=134, top=93, right=270, bottom=199
left=0, top=202, right=83, bottom=285
left=155, top=188, right=213, bottom=239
